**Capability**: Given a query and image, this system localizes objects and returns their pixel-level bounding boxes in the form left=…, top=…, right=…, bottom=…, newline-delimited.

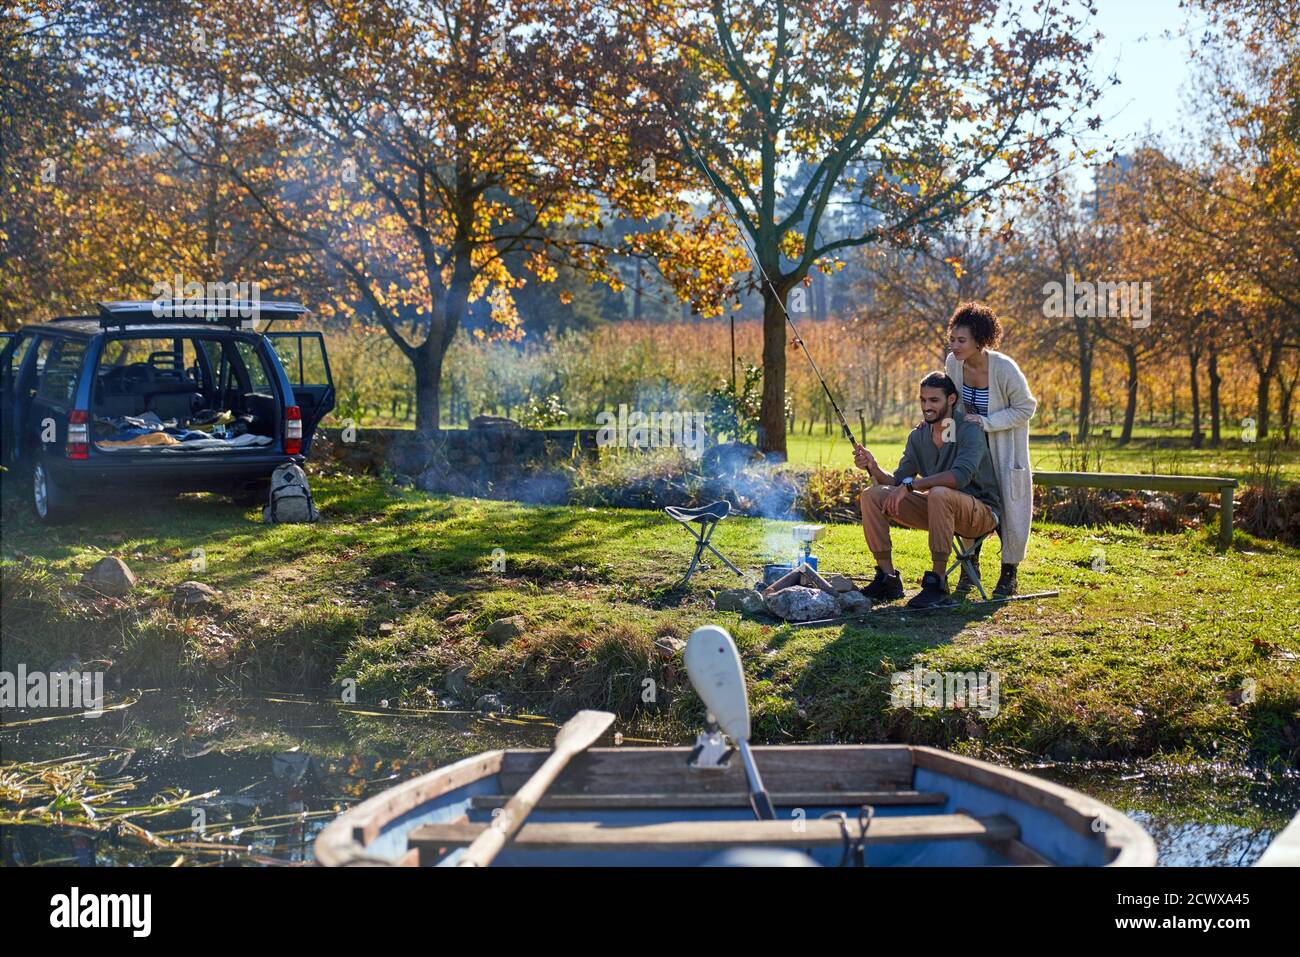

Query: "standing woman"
left=944, top=302, right=1037, bottom=597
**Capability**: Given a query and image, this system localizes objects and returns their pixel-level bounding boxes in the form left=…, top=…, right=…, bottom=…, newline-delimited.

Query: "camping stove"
left=761, top=524, right=827, bottom=585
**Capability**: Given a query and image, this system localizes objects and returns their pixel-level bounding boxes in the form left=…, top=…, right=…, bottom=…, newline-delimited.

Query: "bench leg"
left=1219, top=485, right=1233, bottom=551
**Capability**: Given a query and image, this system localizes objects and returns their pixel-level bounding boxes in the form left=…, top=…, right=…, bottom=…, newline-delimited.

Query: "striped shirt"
left=962, top=384, right=989, bottom=416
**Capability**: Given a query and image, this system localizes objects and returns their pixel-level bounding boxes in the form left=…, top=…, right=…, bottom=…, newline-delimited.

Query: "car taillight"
left=67, top=409, right=89, bottom=460
left=285, top=405, right=303, bottom=455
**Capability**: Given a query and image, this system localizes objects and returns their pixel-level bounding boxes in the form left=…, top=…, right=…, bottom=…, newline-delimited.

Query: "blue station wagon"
left=0, top=300, right=334, bottom=521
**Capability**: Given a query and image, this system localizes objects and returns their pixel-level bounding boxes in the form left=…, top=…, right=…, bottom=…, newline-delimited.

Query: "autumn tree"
left=0, top=2, right=116, bottom=324
left=621, top=0, right=1101, bottom=456
left=993, top=175, right=1106, bottom=440
left=1146, top=1, right=1300, bottom=438
left=856, top=226, right=998, bottom=367
left=96, top=0, right=689, bottom=432
left=4, top=2, right=312, bottom=326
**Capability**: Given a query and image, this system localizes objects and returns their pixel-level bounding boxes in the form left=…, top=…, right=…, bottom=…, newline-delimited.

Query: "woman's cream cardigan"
left=945, top=350, right=1038, bottom=564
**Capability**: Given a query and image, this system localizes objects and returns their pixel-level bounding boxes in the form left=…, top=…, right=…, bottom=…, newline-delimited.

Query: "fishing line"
left=674, top=125, right=861, bottom=450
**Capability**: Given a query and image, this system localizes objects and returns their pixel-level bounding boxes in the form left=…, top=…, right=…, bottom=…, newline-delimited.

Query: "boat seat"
left=468, top=790, right=947, bottom=810
left=408, top=813, right=1020, bottom=855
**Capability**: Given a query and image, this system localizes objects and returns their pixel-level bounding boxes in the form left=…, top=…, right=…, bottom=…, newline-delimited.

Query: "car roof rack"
left=96, top=300, right=309, bottom=329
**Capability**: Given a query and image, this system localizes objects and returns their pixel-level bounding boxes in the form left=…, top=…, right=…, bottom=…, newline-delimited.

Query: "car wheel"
left=32, top=461, right=71, bottom=523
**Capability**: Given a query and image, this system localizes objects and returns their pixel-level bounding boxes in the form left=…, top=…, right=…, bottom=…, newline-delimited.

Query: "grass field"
left=785, top=428, right=1300, bottom=485
left=326, top=412, right=1300, bottom=485
left=3, top=471, right=1296, bottom=764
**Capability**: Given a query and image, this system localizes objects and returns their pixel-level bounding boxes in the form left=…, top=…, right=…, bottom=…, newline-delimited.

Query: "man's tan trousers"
left=859, top=484, right=997, bottom=568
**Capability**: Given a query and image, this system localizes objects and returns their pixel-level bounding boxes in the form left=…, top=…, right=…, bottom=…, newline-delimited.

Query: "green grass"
left=2, top=470, right=1297, bottom=763
left=340, top=412, right=1300, bottom=484
left=785, top=427, right=1300, bottom=485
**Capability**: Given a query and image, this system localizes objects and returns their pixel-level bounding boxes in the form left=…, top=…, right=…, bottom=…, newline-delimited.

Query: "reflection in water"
left=1, top=690, right=560, bottom=867
left=1036, top=759, right=1300, bottom=867
left=2, top=691, right=1296, bottom=866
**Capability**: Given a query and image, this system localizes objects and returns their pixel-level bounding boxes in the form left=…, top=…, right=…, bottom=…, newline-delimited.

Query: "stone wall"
left=313, top=418, right=599, bottom=498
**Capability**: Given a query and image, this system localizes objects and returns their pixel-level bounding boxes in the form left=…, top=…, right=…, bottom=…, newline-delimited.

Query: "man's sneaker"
left=993, top=563, right=1018, bottom=598
left=906, top=570, right=954, bottom=609
left=860, top=567, right=904, bottom=602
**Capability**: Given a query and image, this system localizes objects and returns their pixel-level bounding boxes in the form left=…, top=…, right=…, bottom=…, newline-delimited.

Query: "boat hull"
left=315, top=745, right=1155, bottom=867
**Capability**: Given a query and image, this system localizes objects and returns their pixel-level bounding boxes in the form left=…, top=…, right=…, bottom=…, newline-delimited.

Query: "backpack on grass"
left=263, top=464, right=320, bottom=524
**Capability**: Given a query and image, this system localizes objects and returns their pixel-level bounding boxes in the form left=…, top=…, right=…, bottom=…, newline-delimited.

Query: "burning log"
left=760, top=566, right=804, bottom=596
left=762, top=562, right=838, bottom=598
left=798, top=563, right=839, bottom=596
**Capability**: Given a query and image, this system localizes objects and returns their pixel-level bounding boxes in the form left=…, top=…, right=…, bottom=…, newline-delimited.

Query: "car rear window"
left=271, top=335, right=330, bottom=387
left=98, top=336, right=205, bottom=387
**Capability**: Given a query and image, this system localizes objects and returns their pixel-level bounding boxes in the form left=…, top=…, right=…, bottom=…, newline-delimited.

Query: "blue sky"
left=1084, top=0, right=1205, bottom=150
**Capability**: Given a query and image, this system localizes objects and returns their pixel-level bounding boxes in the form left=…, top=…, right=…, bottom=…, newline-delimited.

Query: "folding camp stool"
left=946, top=524, right=998, bottom=602
left=663, top=501, right=746, bottom=588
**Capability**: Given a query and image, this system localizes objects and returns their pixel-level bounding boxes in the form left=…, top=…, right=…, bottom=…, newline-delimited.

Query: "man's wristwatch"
left=901, top=476, right=914, bottom=491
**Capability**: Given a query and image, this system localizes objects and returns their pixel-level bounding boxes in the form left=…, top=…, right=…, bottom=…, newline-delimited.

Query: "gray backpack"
left=263, top=464, right=320, bottom=523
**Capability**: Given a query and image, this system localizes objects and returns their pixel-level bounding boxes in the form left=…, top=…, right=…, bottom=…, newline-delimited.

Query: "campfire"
left=714, top=524, right=869, bottom=624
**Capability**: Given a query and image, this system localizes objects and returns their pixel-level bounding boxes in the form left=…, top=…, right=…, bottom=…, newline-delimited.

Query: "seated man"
left=854, top=372, right=1002, bottom=608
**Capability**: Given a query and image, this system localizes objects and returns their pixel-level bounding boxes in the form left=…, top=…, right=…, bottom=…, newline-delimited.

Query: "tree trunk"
left=1076, top=339, right=1093, bottom=442
left=413, top=343, right=444, bottom=433
left=204, top=82, right=225, bottom=265
left=1280, top=366, right=1297, bottom=444
left=1119, top=345, right=1138, bottom=444
left=1188, top=347, right=1203, bottom=449
left=758, top=286, right=789, bottom=456
left=1208, top=345, right=1222, bottom=446
left=1254, top=341, right=1283, bottom=439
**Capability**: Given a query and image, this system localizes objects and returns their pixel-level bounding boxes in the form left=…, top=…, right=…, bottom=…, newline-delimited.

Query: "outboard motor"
left=687, top=716, right=735, bottom=770
left=683, top=625, right=776, bottom=820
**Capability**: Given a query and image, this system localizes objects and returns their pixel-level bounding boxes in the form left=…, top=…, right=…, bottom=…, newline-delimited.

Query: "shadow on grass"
left=705, top=580, right=1023, bottom=744
left=1, top=475, right=669, bottom=595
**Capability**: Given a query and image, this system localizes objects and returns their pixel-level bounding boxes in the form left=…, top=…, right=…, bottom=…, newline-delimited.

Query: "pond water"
left=2, top=691, right=1295, bottom=867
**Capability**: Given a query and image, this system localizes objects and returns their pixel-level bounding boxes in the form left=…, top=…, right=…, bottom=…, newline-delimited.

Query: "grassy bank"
left=2, top=471, right=1297, bottom=764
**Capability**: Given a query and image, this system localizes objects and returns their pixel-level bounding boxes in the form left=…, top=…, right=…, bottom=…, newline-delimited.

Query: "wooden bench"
left=1033, top=471, right=1239, bottom=549
left=468, top=790, right=947, bottom=811
left=409, top=813, right=1020, bottom=858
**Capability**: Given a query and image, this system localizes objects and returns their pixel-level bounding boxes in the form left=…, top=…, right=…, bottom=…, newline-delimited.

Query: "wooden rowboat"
left=314, top=744, right=1157, bottom=867
left=1256, top=807, right=1300, bottom=866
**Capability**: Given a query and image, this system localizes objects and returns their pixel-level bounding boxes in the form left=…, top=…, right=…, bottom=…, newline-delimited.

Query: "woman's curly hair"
left=948, top=301, right=1003, bottom=350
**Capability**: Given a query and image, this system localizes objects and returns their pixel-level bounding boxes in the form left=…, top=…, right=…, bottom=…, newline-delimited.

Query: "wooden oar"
left=457, top=709, right=615, bottom=867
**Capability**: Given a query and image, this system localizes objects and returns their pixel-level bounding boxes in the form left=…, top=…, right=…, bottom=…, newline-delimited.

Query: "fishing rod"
left=675, top=126, right=862, bottom=451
